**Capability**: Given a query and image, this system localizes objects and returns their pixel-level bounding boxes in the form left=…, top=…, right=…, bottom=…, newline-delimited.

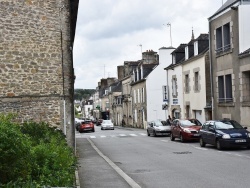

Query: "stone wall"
left=0, top=0, right=76, bottom=147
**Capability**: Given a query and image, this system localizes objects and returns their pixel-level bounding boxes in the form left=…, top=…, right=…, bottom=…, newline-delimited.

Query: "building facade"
left=0, top=0, right=79, bottom=147
left=209, top=0, right=250, bottom=127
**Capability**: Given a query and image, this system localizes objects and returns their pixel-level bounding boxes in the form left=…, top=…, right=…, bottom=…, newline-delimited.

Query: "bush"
left=0, top=114, right=76, bottom=187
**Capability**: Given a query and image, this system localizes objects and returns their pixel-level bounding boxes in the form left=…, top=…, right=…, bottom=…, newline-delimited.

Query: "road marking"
left=87, top=138, right=141, bottom=188
left=193, top=146, right=207, bottom=151
left=161, top=140, right=168, bottom=142
left=100, top=135, right=106, bottom=138
left=119, top=134, right=126, bottom=137
left=130, top=134, right=137, bottom=137
left=140, top=133, right=147, bottom=136
left=234, top=154, right=242, bottom=157
left=90, top=136, right=96, bottom=138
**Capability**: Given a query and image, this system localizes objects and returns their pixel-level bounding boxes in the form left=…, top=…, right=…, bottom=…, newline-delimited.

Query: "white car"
left=101, top=120, right=114, bottom=130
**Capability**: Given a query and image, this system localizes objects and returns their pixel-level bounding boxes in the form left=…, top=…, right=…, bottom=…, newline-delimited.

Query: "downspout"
left=59, top=5, right=66, bottom=135
left=208, top=20, right=214, bottom=119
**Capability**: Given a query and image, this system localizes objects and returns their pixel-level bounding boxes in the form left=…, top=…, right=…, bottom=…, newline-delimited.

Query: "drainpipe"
left=208, top=20, right=214, bottom=119
left=59, top=4, right=66, bottom=135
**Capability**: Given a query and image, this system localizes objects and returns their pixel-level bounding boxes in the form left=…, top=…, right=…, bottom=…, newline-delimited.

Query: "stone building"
left=209, top=0, right=250, bottom=127
left=0, top=0, right=79, bottom=148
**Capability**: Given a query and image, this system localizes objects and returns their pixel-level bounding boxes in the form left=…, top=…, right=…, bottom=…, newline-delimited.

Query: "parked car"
left=75, top=118, right=85, bottom=131
left=170, top=119, right=202, bottom=142
left=97, top=119, right=103, bottom=126
left=101, top=120, right=114, bottom=130
left=199, top=120, right=250, bottom=150
left=78, top=120, right=95, bottom=133
left=147, top=119, right=171, bottom=136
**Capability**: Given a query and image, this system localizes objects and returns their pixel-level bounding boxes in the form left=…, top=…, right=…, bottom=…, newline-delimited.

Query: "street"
left=76, top=125, right=250, bottom=188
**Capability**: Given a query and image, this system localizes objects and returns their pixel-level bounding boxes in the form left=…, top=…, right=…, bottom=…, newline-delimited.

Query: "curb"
left=75, top=170, right=80, bottom=188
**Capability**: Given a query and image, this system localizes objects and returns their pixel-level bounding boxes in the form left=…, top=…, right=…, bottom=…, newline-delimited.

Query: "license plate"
left=193, top=134, right=199, bottom=136
left=235, top=139, right=246, bottom=143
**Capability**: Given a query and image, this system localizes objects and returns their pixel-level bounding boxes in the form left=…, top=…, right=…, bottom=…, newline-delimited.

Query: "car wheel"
left=216, top=140, right=223, bottom=150
left=101, top=127, right=103, bottom=130
left=200, top=137, right=206, bottom=147
left=92, top=129, right=95, bottom=132
left=170, top=133, right=175, bottom=141
left=180, top=134, right=185, bottom=142
left=153, top=130, right=157, bottom=137
left=147, top=130, right=150, bottom=136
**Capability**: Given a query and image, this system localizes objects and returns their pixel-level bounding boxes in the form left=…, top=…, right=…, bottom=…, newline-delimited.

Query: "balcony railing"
left=218, top=98, right=233, bottom=103
left=216, top=44, right=231, bottom=55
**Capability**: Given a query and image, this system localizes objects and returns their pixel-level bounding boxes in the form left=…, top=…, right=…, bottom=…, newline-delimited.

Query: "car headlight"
left=183, top=128, right=191, bottom=133
left=222, top=134, right=231, bottom=139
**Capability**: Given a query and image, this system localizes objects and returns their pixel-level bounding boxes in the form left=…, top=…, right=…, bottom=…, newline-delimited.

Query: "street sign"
left=162, top=85, right=168, bottom=102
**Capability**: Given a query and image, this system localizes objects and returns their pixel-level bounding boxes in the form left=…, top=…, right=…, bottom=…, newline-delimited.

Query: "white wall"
left=239, top=4, right=250, bottom=53
left=182, top=56, right=207, bottom=124
left=146, top=47, right=174, bottom=122
left=167, top=65, right=184, bottom=119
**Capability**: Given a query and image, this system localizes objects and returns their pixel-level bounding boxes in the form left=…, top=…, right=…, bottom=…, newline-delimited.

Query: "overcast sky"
left=73, top=0, right=224, bottom=89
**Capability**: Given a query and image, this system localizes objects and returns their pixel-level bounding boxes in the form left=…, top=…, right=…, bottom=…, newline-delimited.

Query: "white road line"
left=87, top=138, right=141, bottom=188
left=140, top=133, right=147, bottom=136
left=130, top=134, right=137, bottom=137
left=161, top=140, right=168, bottom=142
left=193, top=146, right=208, bottom=151
left=100, top=135, right=106, bottom=138
left=90, top=136, right=96, bottom=138
left=225, top=152, right=232, bottom=155
left=119, top=134, right=126, bottom=137
left=234, top=154, right=243, bottom=157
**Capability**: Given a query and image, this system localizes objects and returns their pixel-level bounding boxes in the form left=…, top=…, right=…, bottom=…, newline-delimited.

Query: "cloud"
left=73, top=0, right=223, bottom=89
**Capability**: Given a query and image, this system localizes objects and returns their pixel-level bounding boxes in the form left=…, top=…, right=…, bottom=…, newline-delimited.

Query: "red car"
left=170, top=119, right=202, bottom=142
left=78, top=120, right=95, bottom=133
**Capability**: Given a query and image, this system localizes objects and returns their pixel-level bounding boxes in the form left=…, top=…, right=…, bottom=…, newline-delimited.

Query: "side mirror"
left=208, top=127, right=214, bottom=132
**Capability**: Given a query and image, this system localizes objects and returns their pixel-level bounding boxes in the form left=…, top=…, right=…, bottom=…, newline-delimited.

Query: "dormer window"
left=194, top=41, right=198, bottom=56
left=172, top=54, right=176, bottom=64
left=185, top=46, right=189, bottom=60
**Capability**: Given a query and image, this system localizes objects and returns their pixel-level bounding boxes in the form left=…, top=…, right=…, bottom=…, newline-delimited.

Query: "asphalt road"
left=76, top=125, right=250, bottom=188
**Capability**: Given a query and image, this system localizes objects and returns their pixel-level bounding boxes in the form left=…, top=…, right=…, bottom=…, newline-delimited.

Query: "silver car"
left=101, top=120, right=114, bottom=130
left=147, top=119, right=171, bottom=136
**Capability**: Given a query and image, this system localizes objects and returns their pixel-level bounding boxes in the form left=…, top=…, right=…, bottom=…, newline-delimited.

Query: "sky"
left=73, top=0, right=224, bottom=89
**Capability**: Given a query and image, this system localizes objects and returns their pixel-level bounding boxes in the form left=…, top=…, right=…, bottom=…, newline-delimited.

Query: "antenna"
left=138, top=44, right=142, bottom=58
left=163, top=23, right=172, bottom=47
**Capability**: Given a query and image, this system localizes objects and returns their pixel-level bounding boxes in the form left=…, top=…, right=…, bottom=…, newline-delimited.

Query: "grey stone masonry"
left=0, top=0, right=77, bottom=148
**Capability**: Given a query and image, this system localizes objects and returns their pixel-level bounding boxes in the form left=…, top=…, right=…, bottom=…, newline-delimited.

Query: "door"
left=206, top=122, right=216, bottom=144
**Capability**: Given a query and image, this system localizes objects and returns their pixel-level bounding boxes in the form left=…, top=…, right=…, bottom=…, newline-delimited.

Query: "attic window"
left=194, top=41, right=198, bottom=56
left=185, top=46, right=189, bottom=60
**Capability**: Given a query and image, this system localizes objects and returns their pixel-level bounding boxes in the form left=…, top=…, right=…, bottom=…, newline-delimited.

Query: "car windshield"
left=154, top=120, right=164, bottom=126
left=180, top=120, right=196, bottom=127
left=103, top=120, right=112, bottom=124
left=217, top=120, right=244, bottom=129
left=160, top=120, right=170, bottom=126
left=188, top=119, right=202, bottom=126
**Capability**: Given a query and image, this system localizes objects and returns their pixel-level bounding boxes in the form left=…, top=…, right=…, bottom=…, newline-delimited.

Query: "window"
left=216, top=22, right=231, bottom=54
left=137, top=89, right=140, bottom=103
left=173, top=55, right=176, bottom=64
left=242, top=71, right=250, bottom=102
left=185, top=74, right=189, bottom=93
left=134, top=90, right=137, bottom=103
left=185, top=46, right=189, bottom=60
left=194, top=72, right=199, bottom=91
left=172, top=78, right=177, bottom=96
left=141, top=88, right=144, bottom=103
left=194, top=41, right=198, bottom=56
left=218, top=74, right=233, bottom=103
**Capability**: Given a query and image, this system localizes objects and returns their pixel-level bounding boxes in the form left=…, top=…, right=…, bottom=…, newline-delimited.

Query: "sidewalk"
left=76, top=135, right=132, bottom=188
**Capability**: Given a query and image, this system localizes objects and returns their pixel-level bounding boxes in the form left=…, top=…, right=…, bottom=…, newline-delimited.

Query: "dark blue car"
left=199, top=120, right=250, bottom=150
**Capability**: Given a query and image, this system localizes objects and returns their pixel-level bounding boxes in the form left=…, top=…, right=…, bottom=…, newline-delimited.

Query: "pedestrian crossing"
left=76, top=133, right=147, bottom=138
